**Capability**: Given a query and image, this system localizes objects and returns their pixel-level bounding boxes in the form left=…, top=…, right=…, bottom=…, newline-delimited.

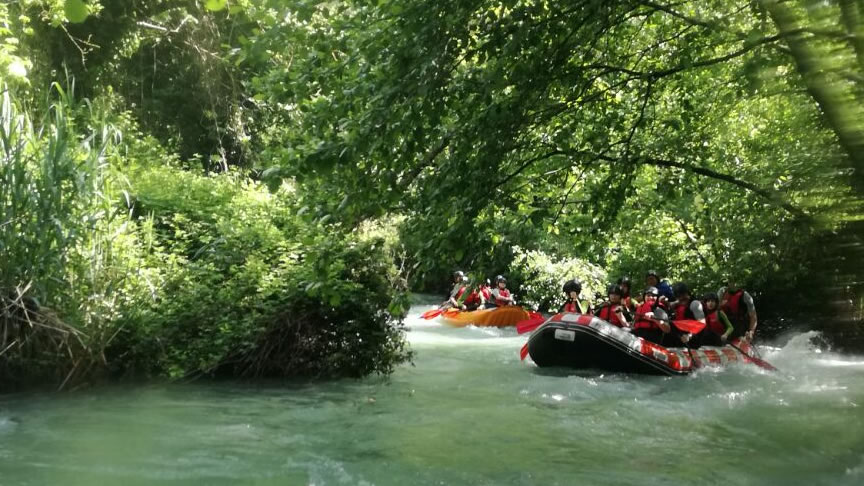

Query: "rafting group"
left=425, top=269, right=772, bottom=375
left=560, top=271, right=759, bottom=349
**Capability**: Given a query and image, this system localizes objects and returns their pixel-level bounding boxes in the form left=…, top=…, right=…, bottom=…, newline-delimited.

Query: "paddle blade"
left=516, top=315, right=546, bottom=334
left=730, top=343, right=778, bottom=371
left=421, top=308, right=445, bottom=320
left=748, top=355, right=778, bottom=371
left=442, top=309, right=461, bottom=318
left=672, top=319, right=706, bottom=334
left=519, top=342, right=529, bottom=360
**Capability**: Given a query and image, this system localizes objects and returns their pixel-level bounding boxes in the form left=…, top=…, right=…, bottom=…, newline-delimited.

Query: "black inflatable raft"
left=525, top=313, right=763, bottom=376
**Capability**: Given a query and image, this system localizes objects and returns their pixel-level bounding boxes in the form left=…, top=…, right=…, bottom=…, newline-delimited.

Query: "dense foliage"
left=235, top=0, right=863, bottom=319
left=0, top=86, right=411, bottom=391
left=2, top=0, right=864, bottom=389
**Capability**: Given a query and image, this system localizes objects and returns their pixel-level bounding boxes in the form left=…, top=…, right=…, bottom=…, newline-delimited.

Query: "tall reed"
left=0, top=84, right=128, bottom=389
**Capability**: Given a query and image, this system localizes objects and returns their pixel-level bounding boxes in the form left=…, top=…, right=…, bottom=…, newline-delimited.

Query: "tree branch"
left=672, top=215, right=713, bottom=269
left=582, top=33, right=784, bottom=80
left=560, top=150, right=809, bottom=219
left=397, top=135, right=451, bottom=191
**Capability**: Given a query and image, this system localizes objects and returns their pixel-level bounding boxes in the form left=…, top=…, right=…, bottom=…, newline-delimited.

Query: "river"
left=1, top=304, right=863, bottom=485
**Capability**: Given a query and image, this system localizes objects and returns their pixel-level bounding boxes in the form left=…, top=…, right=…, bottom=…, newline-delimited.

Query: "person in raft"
left=560, top=279, right=593, bottom=314
left=669, top=282, right=706, bottom=346
left=617, top=276, right=637, bottom=314
left=446, top=271, right=470, bottom=310
left=691, top=292, right=734, bottom=347
left=632, top=287, right=670, bottom=344
left=490, top=275, right=516, bottom=306
left=594, top=284, right=630, bottom=328
left=461, top=281, right=486, bottom=311
left=645, top=270, right=674, bottom=307
left=477, top=278, right=494, bottom=309
left=719, top=278, right=758, bottom=341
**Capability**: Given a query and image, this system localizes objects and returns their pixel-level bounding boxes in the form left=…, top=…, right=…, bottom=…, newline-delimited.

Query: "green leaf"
left=205, top=0, right=228, bottom=12
left=64, top=0, right=89, bottom=23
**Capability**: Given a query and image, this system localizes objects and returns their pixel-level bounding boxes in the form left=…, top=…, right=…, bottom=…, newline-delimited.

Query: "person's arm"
left=615, top=306, right=630, bottom=328
left=718, top=311, right=734, bottom=341
left=450, top=287, right=469, bottom=310
left=654, top=308, right=671, bottom=333
left=691, top=301, right=707, bottom=324
left=449, top=284, right=461, bottom=299
left=621, top=305, right=633, bottom=322
left=743, top=292, right=758, bottom=340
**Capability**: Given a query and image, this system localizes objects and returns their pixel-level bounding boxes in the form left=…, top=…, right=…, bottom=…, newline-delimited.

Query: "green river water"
left=1, top=304, right=864, bottom=485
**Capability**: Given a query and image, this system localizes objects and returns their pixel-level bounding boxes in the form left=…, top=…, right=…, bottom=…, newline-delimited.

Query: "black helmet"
left=607, top=284, right=623, bottom=296
left=646, top=270, right=659, bottom=279
left=563, top=279, right=582, bottom=294
left=453, top=270, right=465, bottom=281
left=495, top=275, right=507, bottom=284
left=485, top=278, right=491, bottom=286
left=673, top=282, right=690, bottom=297
left=617, top=276, right=632, bottom=287
left=643, top=286, right=659, bottom=296
left=702, top=292, right=719, bottom=303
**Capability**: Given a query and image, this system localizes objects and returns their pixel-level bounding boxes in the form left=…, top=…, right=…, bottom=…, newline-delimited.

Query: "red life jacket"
left=480, top=287, right=492, bottom=301
left=563, top=300, right=589, bottom=313
left=722, top=289, right=747, bottom=322
left=453, top=286, right=467, bottom=302
left=705, top=310, right=725, bottom=335
left=495, top=288, right=512, bottom=306
left=634, top=301, right=660, bottom=330
left=463, top=290, right=481, bottom=306
left=674, top=301, right=694, bottom=320
left=597, top=304, right=624, bottom=327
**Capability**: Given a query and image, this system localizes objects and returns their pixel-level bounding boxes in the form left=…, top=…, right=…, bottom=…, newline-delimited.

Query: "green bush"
left=109, top=166, right=412, bottom=379
left=1, top=87, right=412, bottom=391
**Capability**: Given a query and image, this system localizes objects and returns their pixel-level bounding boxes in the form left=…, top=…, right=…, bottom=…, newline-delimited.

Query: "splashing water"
left=0, top=306, right=862, bottom=485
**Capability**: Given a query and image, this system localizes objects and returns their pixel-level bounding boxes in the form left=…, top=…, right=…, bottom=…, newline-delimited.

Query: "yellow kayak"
left=439, top=306, right=531, bottom=327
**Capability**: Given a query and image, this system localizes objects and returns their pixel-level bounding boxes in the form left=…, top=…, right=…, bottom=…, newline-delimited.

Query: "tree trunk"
left=760, top=0, right=864, bottom=193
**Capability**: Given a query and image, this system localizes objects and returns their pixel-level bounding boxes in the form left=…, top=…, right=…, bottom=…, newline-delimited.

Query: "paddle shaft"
left=729, top=342, right=777, bottom=371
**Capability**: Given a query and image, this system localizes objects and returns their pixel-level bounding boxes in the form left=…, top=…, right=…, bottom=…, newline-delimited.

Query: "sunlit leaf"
left=205, top=0, right=227, bottom=12
left=64, top=0, right=89, bottom=23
